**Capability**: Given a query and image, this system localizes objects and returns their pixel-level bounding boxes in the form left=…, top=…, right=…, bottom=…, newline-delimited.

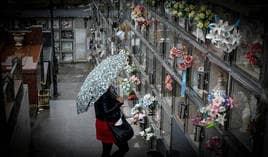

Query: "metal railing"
left=1, top=57, right=23, bottom=122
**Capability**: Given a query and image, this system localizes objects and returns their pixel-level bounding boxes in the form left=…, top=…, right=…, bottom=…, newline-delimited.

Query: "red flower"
left=184, top=55, right=193, bottom=64
left=245, top=42, right=263, bottom=65
left=128, top=92, right=137, bottom=100
left=178, top=62, right=186, bottom=70
left=184, top=62, right=192, bottom=68
left=170, top=47, right=184, bottom=58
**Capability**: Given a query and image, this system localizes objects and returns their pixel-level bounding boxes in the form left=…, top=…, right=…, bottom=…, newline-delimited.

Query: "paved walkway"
left=30, top=63, right=147, bottom=157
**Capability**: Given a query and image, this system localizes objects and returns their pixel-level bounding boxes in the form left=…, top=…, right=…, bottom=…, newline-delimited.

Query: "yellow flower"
left=179, top=3, right=184, bottom=9
left=189, top=4, right=195, bottom=10
left=197, top=22, right=204, bottom=28
left=188, top=11, right=195, bottom=18
left=184, top=7, right=190, bottom=12
left=200, top=5, right=207, bottom=12
left=194, top=16, right=199, bottom=21
left=199, top=13, right=206, bottom=19
left=204, top=21, right=209, bottom=28
left=173, top=3, right=179, bottom=9
left=177, top=12, right=183, bottom=17
left=173, top=10, right=178, bottom=15
left=206, top=10, right=212, bottom=16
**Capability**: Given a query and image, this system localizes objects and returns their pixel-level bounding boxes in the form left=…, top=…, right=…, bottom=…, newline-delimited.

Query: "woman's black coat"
left=94, top=90, right=123, bottom=122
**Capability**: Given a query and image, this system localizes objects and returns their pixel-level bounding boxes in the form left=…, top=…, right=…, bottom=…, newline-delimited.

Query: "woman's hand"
left=116, top=96, right=124, bottom=103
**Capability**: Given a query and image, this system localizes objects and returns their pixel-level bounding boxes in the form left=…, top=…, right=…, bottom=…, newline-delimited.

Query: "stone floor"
left=30, top=63, right=147, bottom=157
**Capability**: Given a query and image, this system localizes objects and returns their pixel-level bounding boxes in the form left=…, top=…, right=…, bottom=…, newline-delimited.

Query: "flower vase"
left=173, top=16, right=179, bottom=23
left=179, top=17, right=186, bottom=29
left=195, top=27, right=206, bottom=43
left=165, top=8, right=173, bottom=21
left=134, top=21, right=139, bottom=30
left=141, top=24, right=146, bottom=34
left=186, top=18, right=194, bottom=32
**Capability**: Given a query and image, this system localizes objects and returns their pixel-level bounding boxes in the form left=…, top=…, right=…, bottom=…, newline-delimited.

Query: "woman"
left=94, top=86, right=129, bottom=157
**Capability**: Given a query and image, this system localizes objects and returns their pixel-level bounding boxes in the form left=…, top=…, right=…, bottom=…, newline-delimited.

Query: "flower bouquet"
left=131, top=5, right=150, bottom=32
left=169, top=46, right=193, bottom=70
left=131, top=103, right=146, bottom=125
left=192, top=5, right=214, bottom=42
left=140, top=94, right=158, bottom=115
left=165, top=74, right=173, bottom=91
left=125, top=64, right=139, bottom=74
left=140, top=127, right=155, bottom=141
left=120, top=75, right=140, bottom=96
left=245, top=42, right=262, bottom=66
left=204, top=136, right=223, bottom=156
left=206, top=17, right=241, bottom=53
left=172, top=1, right=187, bottom=28
left=128, top=91, right=138, bottom=100
left=192, top=89, right=233, bottom=128
left=164, top=1, right=176, bottom=15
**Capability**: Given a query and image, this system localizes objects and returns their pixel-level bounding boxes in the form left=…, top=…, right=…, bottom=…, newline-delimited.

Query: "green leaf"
left=206, top=122, right=217, bottom=128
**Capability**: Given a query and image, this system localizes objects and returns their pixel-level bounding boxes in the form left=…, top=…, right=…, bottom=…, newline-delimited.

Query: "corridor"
left=30, top=63, right=147, bottom=157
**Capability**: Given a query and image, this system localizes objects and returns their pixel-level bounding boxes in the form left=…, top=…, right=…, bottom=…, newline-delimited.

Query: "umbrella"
left=76, top=53, right=128, bottom=114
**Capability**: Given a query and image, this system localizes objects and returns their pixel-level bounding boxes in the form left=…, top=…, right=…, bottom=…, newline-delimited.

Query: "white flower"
left=146, top=133, right=154, bottom=140
left=200, top=107, right=206, bottom=113
left=131, top=107, right=138, bottom=115
left=145, top=127, right=152, bottom=133
left=140, top=131, right=145, bottom=136
left=218, top=106, right=226, bottom=112
left=216, top=113, right=226, bottom=126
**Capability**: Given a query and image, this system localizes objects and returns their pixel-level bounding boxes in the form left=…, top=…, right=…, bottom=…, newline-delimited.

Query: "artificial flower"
left=205, top=136, right=223, bottom=155
left=140, top=93, right=157, bottom=110
left=188, top=11, right=195, bottom=18
left=129, top=75, right=141, bottom=85
left=212, top=97, right=222, bottom=106
left=228, top=97, right=233, bottom=108
left=192, top=88, right=234, bottom=128
left=197, top=21, right=204, bottom=28
left=177, top=12, right=183, bottom=17
left=212, top=104, right=220, bottom=110
left=128, top=91, right=137, bottom=100
left=189, top=4, right=195, bottom=10
left=170, top=47, right=181, bottom=58
left=218, top=106, right=226, bottom=112
left=165, top=83, right=173, bottom=91
left=184, top=7, right=190, bottom=12
left=178, top=62, right=186, bottom=70
left=245, top=42, right=262, bottom=65
left=184, top=55, right=193, bottom=64
left=209, top=109, right=218, bottom=118
left=199, top=13, right=206, bottom=19
left=216, top=113, right=226, bottom=126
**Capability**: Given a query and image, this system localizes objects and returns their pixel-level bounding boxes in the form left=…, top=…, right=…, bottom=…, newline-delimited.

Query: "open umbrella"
left=76, top=53, right=128, bottom=114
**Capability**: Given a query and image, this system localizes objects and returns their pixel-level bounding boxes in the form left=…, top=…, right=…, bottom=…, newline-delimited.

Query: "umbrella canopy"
left=76, top=53, right=128, bottom=114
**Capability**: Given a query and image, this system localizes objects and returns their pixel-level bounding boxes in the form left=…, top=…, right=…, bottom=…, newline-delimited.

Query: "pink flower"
left=165, top=74, right=172, bottom=84
left=170, top=47, right=180, bottom=58
left=212, top=97, right=222, bottom=107
left=165, top=83, right=173, bottom=91
left=212, top=104, right=219, bottom=111
left=209, top=109, right=218, bottom=118
left=199, top=119, right=208, bottom=126
left=228, top=97, right=233, bottom=109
